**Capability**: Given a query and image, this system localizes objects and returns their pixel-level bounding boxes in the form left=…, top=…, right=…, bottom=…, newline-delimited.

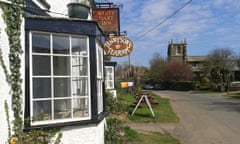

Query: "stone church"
left=167, top=39, right=207, bottom=79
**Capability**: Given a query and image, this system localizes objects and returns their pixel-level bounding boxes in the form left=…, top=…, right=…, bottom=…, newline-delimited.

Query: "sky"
left=96, top=0, right=240, bottom=67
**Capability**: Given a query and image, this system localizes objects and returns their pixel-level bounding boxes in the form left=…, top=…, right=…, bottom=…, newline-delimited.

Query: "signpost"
left=93, top=6, right=134, bottom=57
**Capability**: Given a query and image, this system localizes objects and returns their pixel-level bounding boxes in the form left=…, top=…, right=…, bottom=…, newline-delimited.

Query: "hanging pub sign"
left=92, top=8, right=120, bottom=34
left=104, top=36, right=134, bottom=57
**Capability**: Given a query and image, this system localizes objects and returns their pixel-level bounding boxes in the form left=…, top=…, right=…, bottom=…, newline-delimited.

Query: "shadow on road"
left=208, top=101, right=240, bottom=112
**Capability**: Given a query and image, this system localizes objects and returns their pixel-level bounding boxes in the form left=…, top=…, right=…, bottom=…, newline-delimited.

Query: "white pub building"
left=0, top=0, right=107, bottom=143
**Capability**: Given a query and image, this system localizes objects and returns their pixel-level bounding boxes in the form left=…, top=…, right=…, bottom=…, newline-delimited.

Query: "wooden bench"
left=133, top=92, right=159, bottom=106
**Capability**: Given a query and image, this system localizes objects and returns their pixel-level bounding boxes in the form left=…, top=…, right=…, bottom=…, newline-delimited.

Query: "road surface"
left=153, top=90, right=240, bottom=144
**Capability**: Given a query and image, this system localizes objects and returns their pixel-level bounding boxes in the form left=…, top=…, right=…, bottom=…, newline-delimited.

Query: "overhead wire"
left=1, top=0, right=193, bottom=40
left=133, top=0, right=193, bottom=42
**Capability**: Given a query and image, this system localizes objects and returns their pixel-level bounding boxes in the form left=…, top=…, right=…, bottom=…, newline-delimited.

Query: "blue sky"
left=97, top=0, right=240, bottom=67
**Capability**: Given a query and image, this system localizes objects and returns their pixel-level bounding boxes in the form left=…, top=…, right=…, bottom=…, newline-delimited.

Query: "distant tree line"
left=115, top=48, right=240, bottom=91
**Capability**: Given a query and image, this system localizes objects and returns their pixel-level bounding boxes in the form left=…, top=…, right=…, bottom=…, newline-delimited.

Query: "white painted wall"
left=0, top=1, right=105, bottom=144
left=61, top=120, right=105, bottom=144
left=46, top=0, right=92, bottom=19
left=0, top=7, right=25, bottom=143
left=45, top=0, right=70, bottom=17
left=0, top=8, right=11, bottom=144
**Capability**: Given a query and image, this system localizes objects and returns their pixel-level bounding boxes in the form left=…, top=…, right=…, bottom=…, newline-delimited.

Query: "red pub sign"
left=92, top=8, right=120, bottom=34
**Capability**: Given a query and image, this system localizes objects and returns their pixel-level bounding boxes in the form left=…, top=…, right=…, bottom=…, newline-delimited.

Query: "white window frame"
left=105, top=66, right=115, bottom=89
left=29, top=31, right=91, bottom=126
left=96, top=41, right=104, bottom=114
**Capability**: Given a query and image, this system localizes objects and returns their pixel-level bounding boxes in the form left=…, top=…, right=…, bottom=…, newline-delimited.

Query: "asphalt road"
left=153, top=90, right=240, bottom=144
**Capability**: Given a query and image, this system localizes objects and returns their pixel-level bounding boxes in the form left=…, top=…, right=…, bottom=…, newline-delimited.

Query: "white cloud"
left=139, top=1, right=173, bottom=21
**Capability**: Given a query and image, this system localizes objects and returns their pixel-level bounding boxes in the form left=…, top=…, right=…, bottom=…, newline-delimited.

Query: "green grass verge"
left=124, top=127, right=180, bottom=144
left=190, top=90, right=223, bottom=94
left=225, top=93, right=240, bottom=99
left=124, top=126, right=141, bottom=142
left=140, top=132, right=180, bottom=144
left=120, top=91, right=179, bottom=123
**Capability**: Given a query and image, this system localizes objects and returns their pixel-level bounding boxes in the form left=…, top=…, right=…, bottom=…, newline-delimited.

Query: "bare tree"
left=149, top=53, right=166, bottom=84
left=237, top=52, right=240, bottom=68
left=204, top=48, right=236, bottom=91
left=163, top=61, right=193, bottom=83
left=115, top=62, right=147, bottom=86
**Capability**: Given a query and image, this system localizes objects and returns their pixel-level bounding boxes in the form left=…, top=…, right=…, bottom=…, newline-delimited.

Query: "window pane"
left=32, top=33, right=50, bottom=53
left=33, top=55, right=50, bottom=75
left=97, top=45, right=103, bottom=77
left=107, top=75, right=113, bottom=80
left=54, top=99, right=71, bottom=119
left=53, top=35, right=69, bottom=54
left=53, top=56, right=70, bottom=75
left=72, top=77, right=88, bottom=96
left=72, top=37, right=87, bottom=55
left=33, top=78, right=51, bottom=98
left=97, top=80, right=103, bottom=113
left=105, top=67, right=114, bottom=86
left=106, top=81, right=114, bottom=89
left=72, top=56, right=88, bottom=76
left=54, top=78, right=71, bottom=97
left=106, top=67, right=112, bottom=74
left=73, top=98, right=89, bottom=118
left=33, top=100, right=51, bottom=121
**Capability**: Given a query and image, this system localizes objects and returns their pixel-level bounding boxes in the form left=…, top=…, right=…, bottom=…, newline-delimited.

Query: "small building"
left=186, top=56, right=207, bottom=78
left=0, top=0, right=107, bottom=143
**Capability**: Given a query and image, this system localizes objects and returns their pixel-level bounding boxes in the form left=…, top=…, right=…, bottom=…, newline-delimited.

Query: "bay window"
left=25, top=17, right=106, bottom=129
left=30, top=32, right=90, bottom=125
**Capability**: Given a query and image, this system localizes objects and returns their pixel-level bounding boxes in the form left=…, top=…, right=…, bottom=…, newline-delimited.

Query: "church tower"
left=167, top=39, right=187, bottom=63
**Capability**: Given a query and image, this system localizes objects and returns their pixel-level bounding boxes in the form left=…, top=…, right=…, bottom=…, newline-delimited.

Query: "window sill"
left=24, top=112, right=106, bottom=131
